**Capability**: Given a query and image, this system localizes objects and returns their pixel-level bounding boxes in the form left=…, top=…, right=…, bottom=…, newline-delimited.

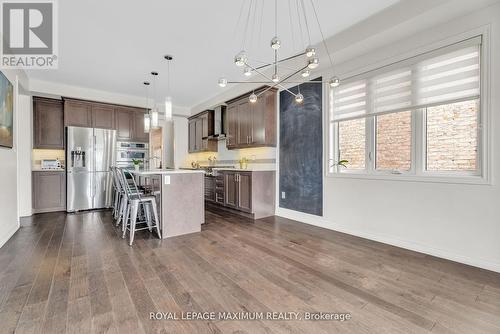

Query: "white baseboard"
left=275, top=207, right=500, bottom=274
left=0, top=222, right=20, bottom=249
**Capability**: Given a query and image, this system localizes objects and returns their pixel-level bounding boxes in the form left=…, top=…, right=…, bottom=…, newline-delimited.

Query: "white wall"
left=276, top=2, right=500, bottom=273
left=0, top=73, right=19, bottom=248
left=173, top=116, right=189, bottom=168
left=16, top=95, right=32, bottom=217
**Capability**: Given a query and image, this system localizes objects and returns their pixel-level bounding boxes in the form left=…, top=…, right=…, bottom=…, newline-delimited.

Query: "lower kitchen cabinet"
left=32, top=171, right=66, bottom=213
left=223, top=172, right=238, bottom=208
left=207, top=170, right=275, bottom=219
left=224, top=171, right=252, bottom=213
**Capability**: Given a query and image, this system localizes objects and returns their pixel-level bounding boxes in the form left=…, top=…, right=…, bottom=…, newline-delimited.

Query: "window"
left=425, top=99, right=479, bottom=172
left=376, top=111, right=412, bottom=172
left=338, top=118, right=365, bottom=170
left=328, top=37, right=484, bottom=181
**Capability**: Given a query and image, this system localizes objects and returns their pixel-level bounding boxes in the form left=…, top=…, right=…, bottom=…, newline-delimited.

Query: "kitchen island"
left=130, top=169, right=205, bottom=238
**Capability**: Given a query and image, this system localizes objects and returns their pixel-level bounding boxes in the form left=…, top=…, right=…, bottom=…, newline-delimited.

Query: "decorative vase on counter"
left=239, top=157, right=248, bottom=169
left=134, top=164, right=140, bottom=171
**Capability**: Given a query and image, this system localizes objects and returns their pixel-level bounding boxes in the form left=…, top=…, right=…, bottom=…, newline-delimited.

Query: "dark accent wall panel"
left=279, top=78, right=323, bottom=216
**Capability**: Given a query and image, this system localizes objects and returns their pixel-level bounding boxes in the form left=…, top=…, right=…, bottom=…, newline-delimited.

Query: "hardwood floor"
left=0, top=209, right=499, bottom=333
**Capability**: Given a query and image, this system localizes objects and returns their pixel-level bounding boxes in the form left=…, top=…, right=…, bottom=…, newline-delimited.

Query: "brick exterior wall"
left=376, top=111, right=412, bottom=171
left=337, top=99, right=478, bottom=172
left=426, top=99, right=478, bottom=171
left=338, top=118, right=365, bottom=169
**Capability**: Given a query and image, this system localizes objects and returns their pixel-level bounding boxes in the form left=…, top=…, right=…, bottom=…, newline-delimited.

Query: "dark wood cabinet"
left=226, top=104, right=238, bottom=149
left=223, top=171, right=252, bottom=212
left=115, top=107, right=134, bottom=141
left=225, top=87, right=277, bottom=149
left=224, top=172, right=238, bottom=208
left=63, top=98, right=147, bottom=142
left=132, top=110, right=149, bottom=142
left=32, top=171, right=66, bottom=213
left=64, top=99, right=92, bottom=127
left=188, top=110, right=217, bottom=153
left=92, top=103, right=115, bottom=129
left=237, top=100, right=250, bottom=146
left=115, top=107, right=148, bottom=142
left=237, top=172, right=252, bottom=212
left=195, top=117, right=203, bottom=149
left=33, top=97, right=64, bottom=149
left=212, top=170, right=275, bottom=219
left=188, top=119, right=196, bottom=152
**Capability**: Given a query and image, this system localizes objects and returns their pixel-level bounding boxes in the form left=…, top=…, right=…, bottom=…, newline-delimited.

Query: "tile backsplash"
left=186, top=139, right=276, bottom=168
left=32, top=149, right=65, bottom=167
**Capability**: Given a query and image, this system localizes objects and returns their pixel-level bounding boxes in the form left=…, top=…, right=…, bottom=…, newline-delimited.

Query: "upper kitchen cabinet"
left=64, top=99, right=92, bottom=127
left=132, top=109, right=149, bottom=142
left=33, top=97, right=64, bottom=149
left=65, top=98, right=116, bottom=129
left=188, top=110, right=217, bottom=153
left=225, top=87, right=277, bottom=149
left=92, top=103, right=115, bottom=129
left=115, top=107, right=134, bottom=141
left=115, top=107, right=148, bottom=142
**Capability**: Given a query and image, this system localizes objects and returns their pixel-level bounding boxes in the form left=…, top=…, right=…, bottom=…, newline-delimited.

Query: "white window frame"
left=327, top=31, right=490, bottom=185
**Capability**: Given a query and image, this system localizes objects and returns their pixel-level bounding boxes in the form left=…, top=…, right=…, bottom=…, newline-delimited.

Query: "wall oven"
left=116, top=141, right=149, bottom=167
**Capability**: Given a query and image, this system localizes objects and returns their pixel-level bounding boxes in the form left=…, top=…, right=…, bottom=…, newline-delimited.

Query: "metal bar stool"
left=114, top=167, right=144, bottom=228
left=118, top=168, right=161, bottom=245
left=110, top=166, right=123, bottom=222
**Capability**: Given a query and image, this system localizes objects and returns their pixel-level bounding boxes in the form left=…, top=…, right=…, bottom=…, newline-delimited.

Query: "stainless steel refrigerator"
left=66, top=126, right=116, bottom=212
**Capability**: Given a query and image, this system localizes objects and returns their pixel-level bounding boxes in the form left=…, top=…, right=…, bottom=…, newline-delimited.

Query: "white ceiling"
left=26, top=0, right=401, bottom=108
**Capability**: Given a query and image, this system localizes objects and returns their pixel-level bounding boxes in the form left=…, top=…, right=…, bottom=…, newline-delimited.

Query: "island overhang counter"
left=130, top=169, right=205, bottom=238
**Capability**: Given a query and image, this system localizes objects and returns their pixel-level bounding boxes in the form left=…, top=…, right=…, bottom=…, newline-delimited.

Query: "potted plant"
left=132, top=159, right=141, bottom=171
left=331, top=160, right=348, bottom=169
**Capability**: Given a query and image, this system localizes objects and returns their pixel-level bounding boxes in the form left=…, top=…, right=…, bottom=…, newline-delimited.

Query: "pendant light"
left=164, top=55, right=173, bottom=120
left=143, top=81, right=151, bottom=133
left=217, top=0, right=341, bottom=102
left=150, top=71, right=160, bottom=128
left=144, top=113, right=151, bottom=133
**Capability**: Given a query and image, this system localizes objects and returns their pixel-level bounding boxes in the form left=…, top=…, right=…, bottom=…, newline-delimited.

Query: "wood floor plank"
left=40, top=215, right=75, bottom=334
left=0, top=221, right=62, bottom=333
left=213, top=216, right=435, bottom=330
left=0, top=208, right=498, bottom=334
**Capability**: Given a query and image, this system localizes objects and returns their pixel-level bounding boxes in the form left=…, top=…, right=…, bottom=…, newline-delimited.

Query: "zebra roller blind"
left=331, top=36, right=481, bottom=121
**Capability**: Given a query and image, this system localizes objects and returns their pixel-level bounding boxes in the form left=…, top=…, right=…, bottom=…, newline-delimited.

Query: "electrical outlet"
left=281, top=191, right=286, bottom=199
left=164, top=175, right=170, bottom=185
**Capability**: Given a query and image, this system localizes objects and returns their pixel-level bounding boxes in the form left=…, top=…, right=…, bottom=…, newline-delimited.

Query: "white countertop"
left=130, top=169, right=205, bottom=176
left=32, top=167, right=65, bottom=172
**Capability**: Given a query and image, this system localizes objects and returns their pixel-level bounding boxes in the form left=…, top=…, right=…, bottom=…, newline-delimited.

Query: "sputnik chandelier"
left=218, top=0, right=340, bottom=104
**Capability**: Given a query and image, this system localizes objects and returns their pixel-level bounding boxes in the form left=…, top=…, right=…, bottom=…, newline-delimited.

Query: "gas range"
left=198, top=166, right=235, bottom=177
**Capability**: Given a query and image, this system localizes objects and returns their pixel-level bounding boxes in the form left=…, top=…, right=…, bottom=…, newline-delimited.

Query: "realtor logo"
left=1, top=0, right=58, bottom=68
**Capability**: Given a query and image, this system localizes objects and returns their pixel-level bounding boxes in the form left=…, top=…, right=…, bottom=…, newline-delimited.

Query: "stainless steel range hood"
left=211, top=105, right=226, bottom=139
